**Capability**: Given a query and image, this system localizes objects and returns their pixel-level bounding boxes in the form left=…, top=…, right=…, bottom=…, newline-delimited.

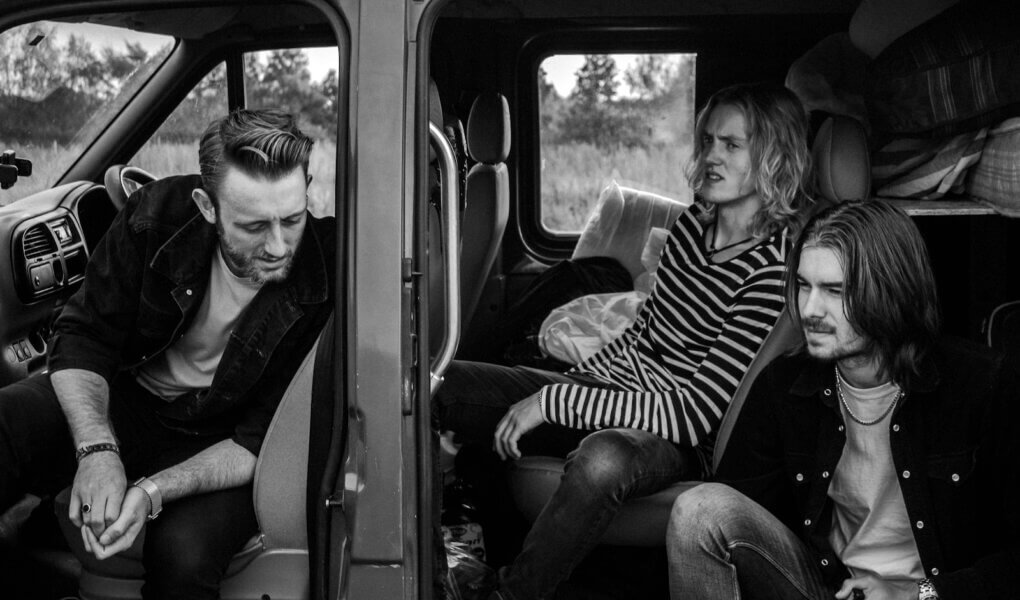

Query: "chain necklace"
left=704, top=219, right=755, bottom=258
left=834, top=366, right=901, bottom=426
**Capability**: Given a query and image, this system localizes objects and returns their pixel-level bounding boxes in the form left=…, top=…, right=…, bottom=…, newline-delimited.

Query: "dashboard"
left=0, top=182, right=118, bottom=384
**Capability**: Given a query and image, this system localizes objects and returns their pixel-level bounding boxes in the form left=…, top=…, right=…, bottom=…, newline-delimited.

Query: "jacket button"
left=902, top=470, right=911, bottom=479
left=951, top=473, right=960, bottom=482
left=796, top=473, right=804, bottom=482
left=916, top=520, right=924, bottom=529
left=804, top=518, right=812, bottom=526
left=823, top=388, right=832, bottom=396
left=822, top=471, right=830, bottom=478
left=892, top=424, right=900, bottom=432
left=820, top=559, right=828, bottom=566
left=186, top=289, right=193, bottom=296
left=931, top=568, right=939, bottom=576
left=837, top=425, right=845, bottom=433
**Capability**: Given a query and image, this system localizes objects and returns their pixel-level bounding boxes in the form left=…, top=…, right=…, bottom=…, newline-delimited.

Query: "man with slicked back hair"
left=0, top=109, right=335, bottom=599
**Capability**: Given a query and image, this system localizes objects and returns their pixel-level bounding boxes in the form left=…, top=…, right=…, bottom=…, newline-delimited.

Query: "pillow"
left=572, top=181, right=688, bottom=281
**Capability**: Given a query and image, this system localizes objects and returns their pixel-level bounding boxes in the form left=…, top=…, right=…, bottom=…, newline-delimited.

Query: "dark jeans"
left=434, top=360, right=701, bottom=600
left=667, top=483, right=831, bottom=600
left=0, top=372, right=257, bottom=600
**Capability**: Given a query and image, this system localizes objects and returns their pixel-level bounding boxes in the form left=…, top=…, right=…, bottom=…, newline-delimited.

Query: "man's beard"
left=802, top=317, right=869, bottom=363
left=217, top=229, right=295, bottom=284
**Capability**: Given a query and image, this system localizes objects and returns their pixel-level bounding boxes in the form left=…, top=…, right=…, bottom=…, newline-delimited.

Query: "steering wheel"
left=103, top=164, right=157, bottom=211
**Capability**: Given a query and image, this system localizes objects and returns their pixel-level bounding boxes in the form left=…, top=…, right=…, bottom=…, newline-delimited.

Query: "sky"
left=26, top=21, right=682, bottom=96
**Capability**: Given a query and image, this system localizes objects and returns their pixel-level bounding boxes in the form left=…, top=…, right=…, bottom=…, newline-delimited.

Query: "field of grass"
left=540, top=141, right=694, bottom=232
left=1, top=139, right=338, bottom=218
left=4, top=137, right=690, bottom=234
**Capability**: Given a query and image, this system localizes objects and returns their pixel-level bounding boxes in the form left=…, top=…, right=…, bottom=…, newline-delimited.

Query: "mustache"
left=802, top=317, right=836, bottom=334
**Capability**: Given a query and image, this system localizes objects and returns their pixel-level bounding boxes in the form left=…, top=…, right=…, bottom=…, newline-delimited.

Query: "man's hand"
left=493, top=392, right=544, bottom=460
left=81, top=485, right=150, bottom=560
left=835, top=575, right=917, bottom=600
left=69, top=452, right=127, bottom=538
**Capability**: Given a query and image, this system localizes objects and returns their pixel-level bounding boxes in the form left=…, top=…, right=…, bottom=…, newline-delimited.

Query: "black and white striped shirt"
left=539, top=208, right=787, bottom=455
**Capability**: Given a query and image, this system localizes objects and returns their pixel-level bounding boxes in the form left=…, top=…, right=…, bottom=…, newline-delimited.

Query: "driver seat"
left=54, top=328, right=327, bottom=600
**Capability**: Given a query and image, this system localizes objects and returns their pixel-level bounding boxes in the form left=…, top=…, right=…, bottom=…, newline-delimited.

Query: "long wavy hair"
left=686, top=82, right=814, bottom=237
left=784, top=200, right=941, bottom=390
left=198, top=108, right=314, bottom=208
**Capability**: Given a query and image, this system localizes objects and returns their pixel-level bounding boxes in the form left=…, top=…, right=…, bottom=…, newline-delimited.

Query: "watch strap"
left=132, top=476, right=163, bottom=521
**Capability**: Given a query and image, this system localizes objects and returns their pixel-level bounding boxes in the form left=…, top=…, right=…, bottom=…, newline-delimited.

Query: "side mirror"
left=1, top=150, right=34, bottom=190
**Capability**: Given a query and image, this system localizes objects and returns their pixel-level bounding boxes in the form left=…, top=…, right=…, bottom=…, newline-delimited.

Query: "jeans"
left=667, top=483, right=831, bottom=600
left=0, top=372, right=257, bottom=600
left=434, top=360, right=700, bottom=600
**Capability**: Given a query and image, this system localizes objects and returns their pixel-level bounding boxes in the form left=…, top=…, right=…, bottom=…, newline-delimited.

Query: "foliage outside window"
left=130, top=47, right=340, bottom=218
left=244, top=49, right=339, bottom=218
left=539, top=53, right=696, bottom=233
left=0, top=21, right=173, bottom=205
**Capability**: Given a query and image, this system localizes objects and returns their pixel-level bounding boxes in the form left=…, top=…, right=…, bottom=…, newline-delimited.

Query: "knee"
left=668, top=483, right=754, bottom=549
left=563, top=430, right=643, bottom=494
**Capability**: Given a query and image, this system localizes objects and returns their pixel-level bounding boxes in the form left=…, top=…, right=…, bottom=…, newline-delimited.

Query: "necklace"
left=834, top=366, right=901, bottom=426
left=704, top=219, right=755, bottom=258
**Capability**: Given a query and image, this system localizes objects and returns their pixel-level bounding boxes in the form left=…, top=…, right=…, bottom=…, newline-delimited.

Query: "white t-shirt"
left=828, top=374, right=924, bottom=583
left=136, top=247, right=262, bottom=399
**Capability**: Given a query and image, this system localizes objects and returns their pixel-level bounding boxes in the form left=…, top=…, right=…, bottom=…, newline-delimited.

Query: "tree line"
left=540, top=54, right=694, bottom=149
left=0, top=23, right=338, bottom=146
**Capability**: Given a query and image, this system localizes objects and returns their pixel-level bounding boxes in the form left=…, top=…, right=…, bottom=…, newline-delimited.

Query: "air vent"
left=23, top=225, right=56, bottom=259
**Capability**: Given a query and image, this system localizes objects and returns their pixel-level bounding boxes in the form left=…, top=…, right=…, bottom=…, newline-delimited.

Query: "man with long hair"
left=667, top=200, right=1018, bottom=600
left=435, top=82, right=815, bottom=600
left=0, top=109, right=334, bottom=599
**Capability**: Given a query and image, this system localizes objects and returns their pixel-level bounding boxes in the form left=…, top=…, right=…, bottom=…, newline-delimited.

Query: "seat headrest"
left=467, top=92, right=511, bottom=164
left=813, top=115, right=871, bottom=203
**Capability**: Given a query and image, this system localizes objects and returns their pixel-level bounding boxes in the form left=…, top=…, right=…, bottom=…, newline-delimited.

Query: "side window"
left=130, top=63, right=228, bottom=178
left=538, top=53, right=696, bottom=233
left=244, top=48, right=339, bottom=217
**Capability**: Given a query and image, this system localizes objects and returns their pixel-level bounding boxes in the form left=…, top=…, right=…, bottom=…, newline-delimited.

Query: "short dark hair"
left=686, top=82, right=814, bottom=237
left=198, top=109, right=314, bottom=207
left=785, top=200, right=941, bottom=389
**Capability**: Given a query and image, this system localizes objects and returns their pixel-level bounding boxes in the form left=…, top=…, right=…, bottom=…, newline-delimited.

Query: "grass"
left=4, top=138, right=688, bottom=233
left=1, top=139, right=338, bottom=218
left=540, top=141, right=693, bottom=232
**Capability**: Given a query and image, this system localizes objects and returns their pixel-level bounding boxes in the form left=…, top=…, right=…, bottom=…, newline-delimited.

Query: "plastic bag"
left=443, top=536, right=496, bottom=600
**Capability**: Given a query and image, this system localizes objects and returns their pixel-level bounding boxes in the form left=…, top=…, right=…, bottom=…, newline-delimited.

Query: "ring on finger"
left=81, top=503, right=92, bottom=514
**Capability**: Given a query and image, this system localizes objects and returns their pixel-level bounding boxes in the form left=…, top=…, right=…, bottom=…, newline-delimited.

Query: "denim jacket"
left=717, top=338, right=1020, bottom=599
left=48, top=174, right=335, bottom=455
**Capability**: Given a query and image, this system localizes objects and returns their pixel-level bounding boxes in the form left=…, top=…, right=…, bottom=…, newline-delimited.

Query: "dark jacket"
left=716, top=338, right=1020, bottom=599
left=48, top=174, right=335, bottom=456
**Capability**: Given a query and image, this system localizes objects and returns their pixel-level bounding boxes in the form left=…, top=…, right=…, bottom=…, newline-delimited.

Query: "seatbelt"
left=306, top=312, right=348, bottom=600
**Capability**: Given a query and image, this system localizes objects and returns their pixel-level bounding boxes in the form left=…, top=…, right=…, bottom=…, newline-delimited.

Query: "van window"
left=130, top=62, right=228, bottom=178
left=538, top=53, right=696, bottom=233
left=0, top=21, right=173, bottom=205
left=244, top=48, right=339, bottom=217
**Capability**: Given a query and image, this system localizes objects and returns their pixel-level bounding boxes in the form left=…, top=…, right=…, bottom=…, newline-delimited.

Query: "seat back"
left=460, top=92, right=511, bottom=331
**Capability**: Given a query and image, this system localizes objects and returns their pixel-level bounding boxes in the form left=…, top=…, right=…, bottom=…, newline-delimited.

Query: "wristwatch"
left=917, top=578, right=938, bottom=600
left=132, top=477, right=163, bottom=521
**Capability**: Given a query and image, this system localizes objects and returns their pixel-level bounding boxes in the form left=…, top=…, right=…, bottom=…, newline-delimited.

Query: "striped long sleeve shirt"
left=538, top=208, right=787, bottom=458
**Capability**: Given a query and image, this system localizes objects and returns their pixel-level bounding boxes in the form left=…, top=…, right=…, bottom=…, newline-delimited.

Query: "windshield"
left=0, top=20, right=174, bottom=205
